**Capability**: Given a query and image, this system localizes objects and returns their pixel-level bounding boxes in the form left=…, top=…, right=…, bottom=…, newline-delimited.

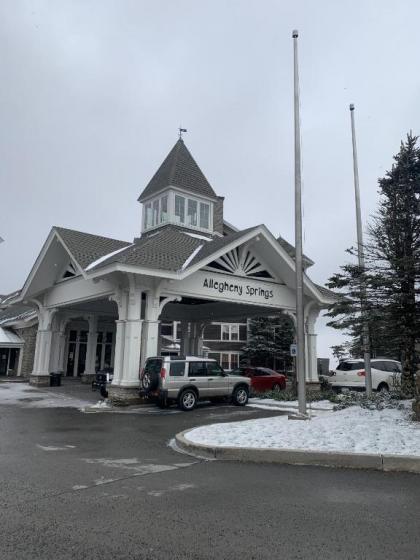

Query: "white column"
left=112, top=319, right=126, bottom=385
left=141, top=291, right=161, bottom=364
left=31, top=307, right=57, bottom=385
left=180, top=321, right=192, bottom=356
left=83, top=315, right=98, bottom=379
left=113, top=278, right=143, bottom=388
left=304, top=304, right=320, bottom=382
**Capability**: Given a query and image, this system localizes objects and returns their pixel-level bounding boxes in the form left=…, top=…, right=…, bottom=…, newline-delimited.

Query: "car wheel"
left=377, top=383, right=389, bottom=393
left=178, top=389, right=197, bottom=411
left=272, top=383, right=281, bottom=392
left=232, top=385, right=249, bottom=406
left=142, top=371, right=159, bottom=392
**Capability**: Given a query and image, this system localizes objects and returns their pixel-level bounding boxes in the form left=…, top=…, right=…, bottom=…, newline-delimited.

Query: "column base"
left=305, top=381, right=321, bottom=392
left=80, top=373, right=96, bottom=384
left=108, top=385, right=146, bottom=406
left=30, top=374, right=50, bottom=387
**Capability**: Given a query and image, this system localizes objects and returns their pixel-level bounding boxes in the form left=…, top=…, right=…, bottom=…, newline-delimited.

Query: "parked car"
left=328, top=358, right=402, bottom=392
left=140, top=356, right=250, bottom=411
left=230, top=366, right=287, bottom=393
left=92, top=368, right=114, bottom=398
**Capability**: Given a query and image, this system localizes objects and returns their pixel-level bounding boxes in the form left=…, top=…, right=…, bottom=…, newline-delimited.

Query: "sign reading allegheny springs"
left=203, top=277, right=274, bottom=300
left=161, top=271, right=296, bottom=309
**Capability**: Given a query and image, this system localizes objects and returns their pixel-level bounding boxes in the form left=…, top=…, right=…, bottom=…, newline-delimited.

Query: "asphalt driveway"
left=0, top=381, right=419, bottom=560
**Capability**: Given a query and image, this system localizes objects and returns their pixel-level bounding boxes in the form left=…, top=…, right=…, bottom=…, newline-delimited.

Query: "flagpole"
left=349, top=104, right=373, bottom=397
left=292, top=30, right=307, bottom=415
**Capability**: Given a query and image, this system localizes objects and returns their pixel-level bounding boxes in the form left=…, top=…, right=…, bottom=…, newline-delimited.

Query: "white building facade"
left=1, top=139, right=335, bottom=403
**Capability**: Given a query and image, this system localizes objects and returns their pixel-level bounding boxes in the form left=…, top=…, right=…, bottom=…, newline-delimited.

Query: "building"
left=0, top=138, right=335, bottom=403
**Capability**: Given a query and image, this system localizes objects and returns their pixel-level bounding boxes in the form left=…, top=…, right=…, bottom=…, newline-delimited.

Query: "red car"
left=230, top=367, right=286, bottom=393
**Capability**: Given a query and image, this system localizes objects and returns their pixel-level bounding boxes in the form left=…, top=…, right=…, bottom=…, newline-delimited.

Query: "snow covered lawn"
left=185, top=403, right=420, bottom=457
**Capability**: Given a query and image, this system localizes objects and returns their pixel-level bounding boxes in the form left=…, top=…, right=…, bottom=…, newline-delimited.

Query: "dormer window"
left=143, top=190, right=213, bottom=233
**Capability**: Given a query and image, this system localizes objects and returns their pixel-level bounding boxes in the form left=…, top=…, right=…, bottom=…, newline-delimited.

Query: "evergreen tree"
left=327, top=134, right=420, bottom=396
left=241, top=314, right=294, bottom=370
left=367, top=134, right=420, bottom=395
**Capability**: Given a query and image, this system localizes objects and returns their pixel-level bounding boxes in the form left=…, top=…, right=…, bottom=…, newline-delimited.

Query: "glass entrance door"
left=0, top=349, right=9, bottom=375
left=65, top=329, right=88, bottom=377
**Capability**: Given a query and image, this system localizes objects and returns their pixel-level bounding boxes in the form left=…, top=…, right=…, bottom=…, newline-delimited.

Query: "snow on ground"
left=185, top=403, right=420, bottom=456
left=248, top=398, right=335, bottom=412
left=0, top=382, right=92, bottom=409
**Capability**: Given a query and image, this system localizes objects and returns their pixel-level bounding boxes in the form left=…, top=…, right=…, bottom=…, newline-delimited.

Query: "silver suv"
left=140, top=356, right=251, bottom=411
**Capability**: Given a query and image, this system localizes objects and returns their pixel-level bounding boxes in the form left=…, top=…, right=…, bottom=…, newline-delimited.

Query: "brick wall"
left=15, top=325, right=37, bottom=378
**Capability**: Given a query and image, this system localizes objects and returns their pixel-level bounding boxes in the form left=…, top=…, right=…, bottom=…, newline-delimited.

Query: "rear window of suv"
left=336, top=361, right=364, bottom=371
left=144, top=359, right=162, bottom=375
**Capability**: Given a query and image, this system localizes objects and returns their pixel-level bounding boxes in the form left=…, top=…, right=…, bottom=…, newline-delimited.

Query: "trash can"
left=49, top=372, right=62, bottom=387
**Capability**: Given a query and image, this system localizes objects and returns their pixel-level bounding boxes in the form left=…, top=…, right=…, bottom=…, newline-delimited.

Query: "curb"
left=175, top=430, right=420, bottom=474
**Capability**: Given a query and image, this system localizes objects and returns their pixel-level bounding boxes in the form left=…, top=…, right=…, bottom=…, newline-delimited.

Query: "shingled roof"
left=87, top=226, right=207, bottom=273
left=138, top=139, right=218, bottom=202
left=277, top=235, right=314, bottom=268
left=54, top=227, right=131, bottom=270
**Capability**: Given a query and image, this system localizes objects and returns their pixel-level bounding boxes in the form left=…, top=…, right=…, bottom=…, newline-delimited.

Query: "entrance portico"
left=3, top=137, right=336, bottom=403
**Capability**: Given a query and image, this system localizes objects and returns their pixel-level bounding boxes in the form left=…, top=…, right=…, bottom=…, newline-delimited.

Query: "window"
left=189, top=362, right=208, bottom=377
left=160, top=195, right=168, bottom=223
left=221, top=354, right=230, bottom=370
left=206, top=362, right=224, bottom=376
left=221, top=324, right=244, bottom=341
left=187, top=199, right=198, bottom=226
left=161, top=323, right=173, bottom=336
left=169, top=362, right=185, bottom=377
left=152, top=199, right=159, bottom=226
left=208, top=352, right=242, bottom=371
left=145, top=202, right=153, bottom=228
left=95, top=331, right=114, bottom=370
left=199, top=202, right=210, bottom=229
left=230, top=354, right=239, bottom=369
left=175, top=195, right=185, bottom=224
left=337, top=361, right=363, bottom=371
left=144, top=359, right=162, bottom=376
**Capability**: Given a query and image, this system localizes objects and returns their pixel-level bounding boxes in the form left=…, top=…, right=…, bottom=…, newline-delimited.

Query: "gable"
left=205, top=246, right=275, bottom=280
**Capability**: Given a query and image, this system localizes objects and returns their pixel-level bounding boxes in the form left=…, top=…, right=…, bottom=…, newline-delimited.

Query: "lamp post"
left=292, top=30, right=307, bottom=415
left=349, top=104, right=373, bottom=397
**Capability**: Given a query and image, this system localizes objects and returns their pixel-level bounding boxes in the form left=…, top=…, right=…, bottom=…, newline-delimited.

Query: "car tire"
left=377, top=383, right=389, bottom=393
left=142, top=370, right=159, bottom=392
left=272, top=383, right=281, bottom=392
left=232, top=385, right=249, bottom=406
left=178, top=389, right=197, bottom=411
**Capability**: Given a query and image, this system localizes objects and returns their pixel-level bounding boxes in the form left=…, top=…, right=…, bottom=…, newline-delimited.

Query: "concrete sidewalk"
left=175, top=430, right=420, bottom=474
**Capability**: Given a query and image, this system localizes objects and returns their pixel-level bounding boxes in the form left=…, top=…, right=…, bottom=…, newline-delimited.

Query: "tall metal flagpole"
left=293, top=30, right=307, bottom=415
left=349, top=104, right=373, bottom=397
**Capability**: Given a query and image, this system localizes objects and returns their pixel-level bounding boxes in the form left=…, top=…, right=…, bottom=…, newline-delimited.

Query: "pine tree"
left=241, top=314, right=294, bottom=370
left=367, top=134, right=420, bottom=395
left=326, top=134, right=420, bottom=396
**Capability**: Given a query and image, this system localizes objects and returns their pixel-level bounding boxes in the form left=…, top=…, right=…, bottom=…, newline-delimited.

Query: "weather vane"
left=178, top=127, right=187, bottom=139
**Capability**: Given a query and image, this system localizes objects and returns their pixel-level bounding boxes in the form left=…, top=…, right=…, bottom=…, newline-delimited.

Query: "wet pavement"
left=0, top=382, right=419, bottom=559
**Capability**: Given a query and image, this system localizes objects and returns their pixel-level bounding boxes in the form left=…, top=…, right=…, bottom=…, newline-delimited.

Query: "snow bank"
left=185, top=404, right=420, bottom=457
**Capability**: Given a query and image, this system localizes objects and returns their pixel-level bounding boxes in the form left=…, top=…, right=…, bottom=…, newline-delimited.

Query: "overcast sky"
left=1, top=1, right=419, bottom=365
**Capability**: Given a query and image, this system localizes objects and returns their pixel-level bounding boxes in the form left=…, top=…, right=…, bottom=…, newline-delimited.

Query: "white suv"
left=140, top=356, right=251, bottom=411
left=329, top=358, right=402, bottom=392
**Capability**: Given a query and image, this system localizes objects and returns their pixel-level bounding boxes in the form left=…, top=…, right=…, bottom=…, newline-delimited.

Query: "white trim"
left=85, top=244, right=134, bottom=271
left=181, top=245, right=204, bottom=271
